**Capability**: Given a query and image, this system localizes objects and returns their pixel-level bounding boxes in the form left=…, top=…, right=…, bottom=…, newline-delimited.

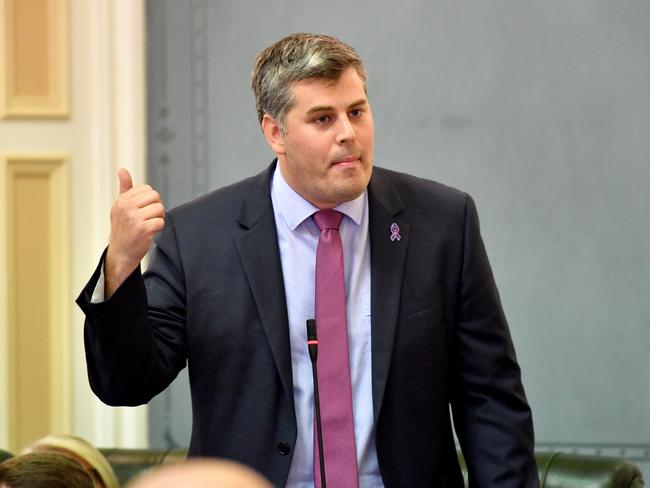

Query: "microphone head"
left=306, top=319, right=317, bottom=341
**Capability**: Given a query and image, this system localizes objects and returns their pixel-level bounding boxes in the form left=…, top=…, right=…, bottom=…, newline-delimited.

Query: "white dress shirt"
left=271, top=166, right=383, bottom=488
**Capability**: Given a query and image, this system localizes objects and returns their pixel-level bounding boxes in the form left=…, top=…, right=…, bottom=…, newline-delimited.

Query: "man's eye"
left=314, top=115, right=330, bottom=124
left=349, top=109, right=362, bottom=118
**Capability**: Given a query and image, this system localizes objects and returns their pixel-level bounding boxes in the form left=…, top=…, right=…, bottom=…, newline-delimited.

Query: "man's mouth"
left=332, top=155, right=361, bottom=166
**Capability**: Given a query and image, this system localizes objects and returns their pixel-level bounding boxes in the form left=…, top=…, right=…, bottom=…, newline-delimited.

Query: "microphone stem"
left=311, top=363, right=326, bottom=488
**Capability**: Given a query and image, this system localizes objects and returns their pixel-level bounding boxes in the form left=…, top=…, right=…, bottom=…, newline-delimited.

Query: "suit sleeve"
left=76, top=214, right=188, bottom=406
left=451, top=194, right=539, bottom=487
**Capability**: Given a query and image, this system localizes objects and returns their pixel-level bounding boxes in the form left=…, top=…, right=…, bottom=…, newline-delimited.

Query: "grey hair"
left=251, top=33, right=367, bottom=132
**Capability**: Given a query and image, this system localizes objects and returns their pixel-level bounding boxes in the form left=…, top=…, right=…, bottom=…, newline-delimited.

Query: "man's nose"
left=335, top=116, right=356, bottom=144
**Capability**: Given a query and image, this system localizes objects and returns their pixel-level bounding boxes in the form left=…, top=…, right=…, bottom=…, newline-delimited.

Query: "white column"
left=71, top=0, right=148, bottom=449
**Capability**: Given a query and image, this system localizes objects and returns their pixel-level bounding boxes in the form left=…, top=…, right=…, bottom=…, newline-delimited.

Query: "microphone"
left=306, top=319, right=326, bottom=488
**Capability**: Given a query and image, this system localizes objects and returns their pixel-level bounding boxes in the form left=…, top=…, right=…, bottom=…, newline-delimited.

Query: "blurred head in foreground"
left=22, top=434, right=119, bottom=488
left=127, top=458, right=273, bottom=488
left=0, top=451, right=94, bottom=488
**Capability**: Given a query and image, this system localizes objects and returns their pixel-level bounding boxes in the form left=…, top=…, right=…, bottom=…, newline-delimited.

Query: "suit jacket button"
left=277, top=441, right=291, bottom=455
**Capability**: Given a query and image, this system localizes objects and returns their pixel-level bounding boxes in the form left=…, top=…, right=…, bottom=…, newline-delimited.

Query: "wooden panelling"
left=4, top=156, right=70, bottom=451
left=1, top=0, right=69, bottom=118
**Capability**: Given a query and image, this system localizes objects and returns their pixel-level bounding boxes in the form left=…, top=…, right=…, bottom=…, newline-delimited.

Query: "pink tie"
left=313, top=209, right=359, bottom=488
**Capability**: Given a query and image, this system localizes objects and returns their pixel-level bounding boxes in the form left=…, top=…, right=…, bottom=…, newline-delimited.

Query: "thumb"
left=118, top=168, right=133, bottom=194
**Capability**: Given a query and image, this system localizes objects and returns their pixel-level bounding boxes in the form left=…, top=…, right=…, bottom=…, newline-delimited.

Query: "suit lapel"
left=234, top=163, right=294, bottom=412
left=368, top=168, right=409, bottom=421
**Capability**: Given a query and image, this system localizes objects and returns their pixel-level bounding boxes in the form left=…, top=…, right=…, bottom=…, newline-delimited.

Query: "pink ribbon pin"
left=390, top=223, right=401, bottom=242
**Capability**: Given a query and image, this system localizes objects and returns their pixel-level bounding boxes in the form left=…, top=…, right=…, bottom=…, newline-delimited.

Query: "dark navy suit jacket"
left=77, top=162, right=538, bottom=487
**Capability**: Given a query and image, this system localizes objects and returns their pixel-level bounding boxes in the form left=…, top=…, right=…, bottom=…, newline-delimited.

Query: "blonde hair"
left=22, top=435, right=119, bottom=488
left=251, top=33, right=367, bottom=131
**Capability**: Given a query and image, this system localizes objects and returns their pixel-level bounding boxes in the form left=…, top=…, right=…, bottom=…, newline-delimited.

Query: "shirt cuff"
left=90, top=259, right=106, bottom=303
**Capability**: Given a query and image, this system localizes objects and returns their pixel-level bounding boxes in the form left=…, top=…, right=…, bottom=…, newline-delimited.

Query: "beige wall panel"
left=0, top=0, right=148, bottom=450
left=5, top=157, right=70, bottom=452
left=12, top=0, right=49, bottom=95
left=11, top=173, right=51, bottom=449
left=1, top=0, right=69, bottom=118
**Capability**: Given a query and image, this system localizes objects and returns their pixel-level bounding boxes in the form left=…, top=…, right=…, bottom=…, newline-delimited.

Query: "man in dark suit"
left=78, top=33, right=537, bottom=487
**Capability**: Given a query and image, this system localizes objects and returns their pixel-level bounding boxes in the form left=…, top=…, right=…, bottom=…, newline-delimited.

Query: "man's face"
left=266, top=67, right=374, bottom=209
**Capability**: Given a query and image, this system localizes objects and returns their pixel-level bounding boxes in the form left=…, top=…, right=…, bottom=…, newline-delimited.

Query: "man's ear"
left=261, top=114, right=286, bottom=155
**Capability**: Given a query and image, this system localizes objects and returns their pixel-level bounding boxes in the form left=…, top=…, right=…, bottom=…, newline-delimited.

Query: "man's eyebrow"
left=348, top=99, right=368, bottom=109
left=305, top=98, right=368, bottom=115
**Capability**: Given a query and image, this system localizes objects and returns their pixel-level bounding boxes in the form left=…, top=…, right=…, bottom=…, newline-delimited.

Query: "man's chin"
left=329, top=180, right=368, bottom=204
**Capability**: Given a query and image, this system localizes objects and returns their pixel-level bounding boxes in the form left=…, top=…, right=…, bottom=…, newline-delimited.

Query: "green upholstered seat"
left=458, top=451, right=644, bottom=488
left=535, top=452, right=644, bottom=488
left=0, top=449, right=14, bottom=463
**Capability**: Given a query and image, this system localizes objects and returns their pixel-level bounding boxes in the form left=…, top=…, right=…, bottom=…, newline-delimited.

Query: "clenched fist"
left=105, top=168, right=165, bottom=298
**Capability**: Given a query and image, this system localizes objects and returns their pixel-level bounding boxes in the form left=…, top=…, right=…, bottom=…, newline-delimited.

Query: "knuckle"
left=116, top=196, right=130, bottom=208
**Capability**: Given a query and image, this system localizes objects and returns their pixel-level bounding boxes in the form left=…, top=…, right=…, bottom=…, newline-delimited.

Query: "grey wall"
left=146, top=0, right=650, bottom=476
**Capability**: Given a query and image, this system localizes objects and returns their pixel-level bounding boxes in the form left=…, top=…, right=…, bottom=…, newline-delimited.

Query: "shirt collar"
left=271, top=164, right=366, bottom=230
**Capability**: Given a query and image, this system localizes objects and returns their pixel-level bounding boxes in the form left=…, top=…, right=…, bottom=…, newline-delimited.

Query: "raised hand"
left=105, top=168, right=165, bottom=298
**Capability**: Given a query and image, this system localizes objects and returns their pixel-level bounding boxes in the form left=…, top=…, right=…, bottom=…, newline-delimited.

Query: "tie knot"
left=313, top=209, right=343, bottom=231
